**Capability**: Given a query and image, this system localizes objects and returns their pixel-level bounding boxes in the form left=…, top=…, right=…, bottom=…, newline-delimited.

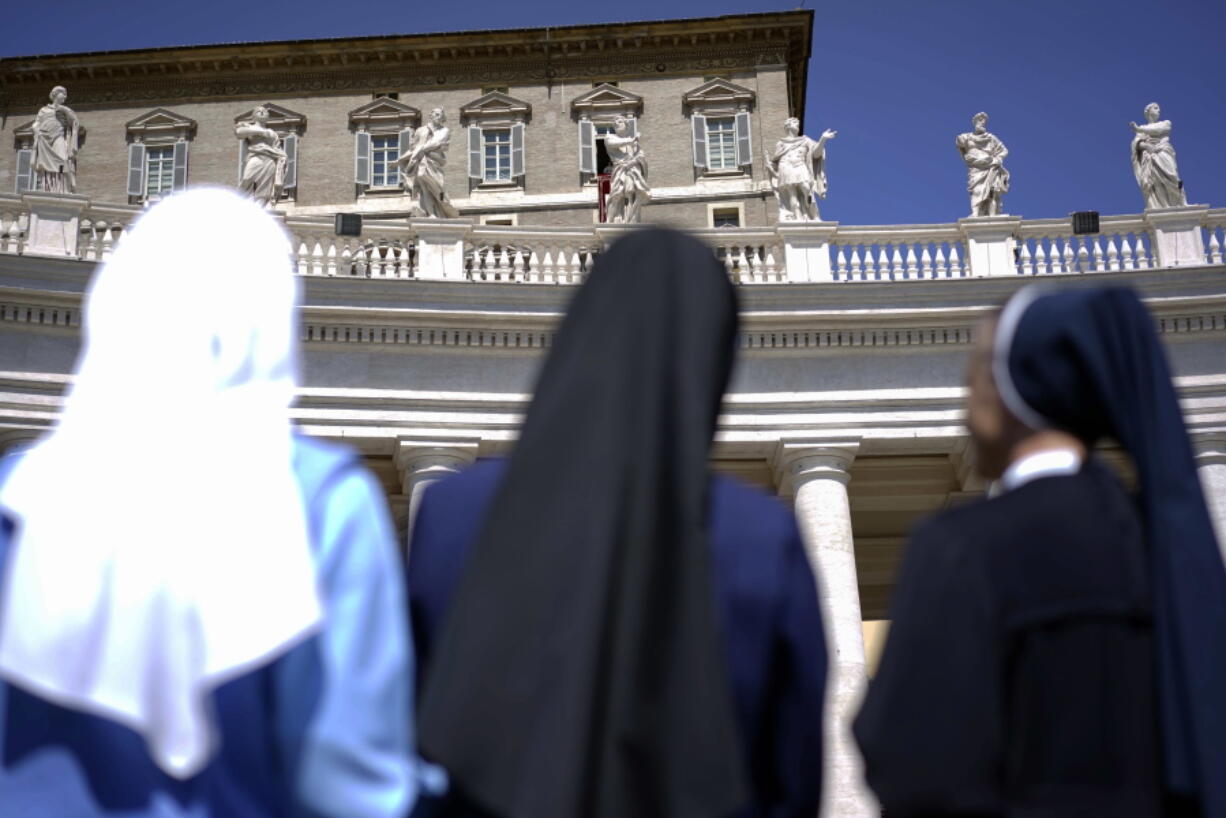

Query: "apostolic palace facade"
left=2, top=11, right=1225, bottom=818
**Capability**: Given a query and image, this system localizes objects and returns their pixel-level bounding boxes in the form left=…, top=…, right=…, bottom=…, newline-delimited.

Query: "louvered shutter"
left=735, top=112, right=751, bottom=167
left=282, top=134, right=298, bottom=191
left=171, top=140, right=189, bottom=190
left=397, top=126, right=414, bottom=185
left=126, top=143, right=146, bottom=198
left=15, top=149, right=33, bottom=193
left=467, top=126, right=482, bottom=179
left=578, top=120, right=595, bottom=175
left=237, top=140, right=249, bottom=185
left=354, top=131, right=371, bottom=186
left=691, top=114, right=708, bottom=168
left=626, top=117, right=638, bottom=138
left=510, top=123, right=525, bottom=179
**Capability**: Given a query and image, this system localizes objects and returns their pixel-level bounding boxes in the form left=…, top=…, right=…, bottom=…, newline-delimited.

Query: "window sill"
left=700, top=168, right=749, bottom=180
left=360, top=186, right=407, bottom=197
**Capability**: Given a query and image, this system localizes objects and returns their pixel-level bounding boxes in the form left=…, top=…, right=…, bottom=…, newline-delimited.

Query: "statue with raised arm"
left=32, top=86, right=82, bottom=194
left=956, top=112, right=1010, bottom=217
left=394, top=107, right=459, bottom=219
left=1130, top=102, right=1187, bottom=209
left=235, top=106, right=287, bottom=208
left=604, top=115, right=650, bottom=224
left=766, top=117, right=835, bottom=222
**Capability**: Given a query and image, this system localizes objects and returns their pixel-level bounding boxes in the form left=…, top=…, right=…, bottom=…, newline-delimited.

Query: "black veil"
left=418, top=228, right=748, bottom=818
left=995, top=285, right=1226, bottom=817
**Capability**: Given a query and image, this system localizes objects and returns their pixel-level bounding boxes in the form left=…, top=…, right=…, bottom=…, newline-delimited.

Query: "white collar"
left=998, top=448, right=1084, bottom=493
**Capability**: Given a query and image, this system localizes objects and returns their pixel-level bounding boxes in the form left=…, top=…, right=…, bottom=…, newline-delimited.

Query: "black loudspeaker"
left=335, top=213, right=363, bottom=236
left=1071, top=211, right=1100, bottom=235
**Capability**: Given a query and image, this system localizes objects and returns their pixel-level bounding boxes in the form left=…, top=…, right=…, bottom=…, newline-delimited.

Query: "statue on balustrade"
left=766, top=117, right=836, bottom=222
left=604, top=115, right=650, bottom=224
left=1130, top=102, right=1187, bottom=210
left=32, top=86, right=83, bottom=194
left=956, top=112, right=1010, bottom=217
left=394, top=107, right=459, bottom=219
left=235, top=106, right=287, bottom=208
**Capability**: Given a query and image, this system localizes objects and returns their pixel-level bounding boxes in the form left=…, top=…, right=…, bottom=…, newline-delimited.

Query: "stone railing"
left=1, top=193, right=1222, bottom=284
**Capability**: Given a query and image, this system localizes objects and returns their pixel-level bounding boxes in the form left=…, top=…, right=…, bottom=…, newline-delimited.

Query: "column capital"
left=1193, top=431, right=1226, bottom=467
left=395, top=439, right=479, bottom=473
left=772, top=439, right=860, bottom=493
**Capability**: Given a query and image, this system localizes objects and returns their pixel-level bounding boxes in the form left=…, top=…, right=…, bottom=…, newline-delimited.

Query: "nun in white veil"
left=0, top=187, right=431, bottom=818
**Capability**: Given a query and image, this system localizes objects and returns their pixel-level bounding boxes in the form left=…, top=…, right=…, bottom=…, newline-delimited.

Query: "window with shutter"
left=145, top=145, right=176, bottom=199
left=467, top=126, right=482, bottom=180
left=705, top=117, right=737, bottom=171
left=397, top=126, right=415, bottom=185
left=510, top=123, right=524, bottom=179
left=15, top=149, right=33, bottom=194
left=354, top=131, right=372, bottom=187
left=126, top=143, right=146, bottom=198
left=171, top=140, right=189, bottom=190
left=482, top=129, right=511, bottom=182
left=735, top=112, right=751, bottom=168
left=626, top=117, right=638, bottom=139
left=370, top=134, right=400, bottom=187
left=578, top=120, right=595, bottom=176
left=691, top=114, right=708, bottom=169
left=281, top=134, right=298, bottom=191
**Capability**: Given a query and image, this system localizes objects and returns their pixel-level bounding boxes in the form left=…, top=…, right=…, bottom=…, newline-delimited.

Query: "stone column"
left=1145, top=204, right=1209, bottom=268
left=395, top=440, right=478, bottom=549
left=410, top=218, right=474, bottom=280
left=775, top=440, right=876, bottom=818
left=958, top=215, right=1021, bottom=277
left=777, top=221, right=838, bottom=282
left=1194, top=433, right=1226, bottom=563
left=22, top=192, right=90, bottom=259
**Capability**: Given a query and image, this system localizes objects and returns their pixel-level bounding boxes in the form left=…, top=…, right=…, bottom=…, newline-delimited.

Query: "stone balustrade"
left=1, top=193, right=1222, bottom=283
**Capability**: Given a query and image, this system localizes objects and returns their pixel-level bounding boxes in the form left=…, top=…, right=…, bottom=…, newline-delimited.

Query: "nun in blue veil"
left=855, top=285, right=1226, bottom=818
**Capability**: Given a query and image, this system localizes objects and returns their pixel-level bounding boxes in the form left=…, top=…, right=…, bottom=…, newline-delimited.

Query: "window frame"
left=124, top=108, right=197, bottom=205
left=683, top=78, right=756, bottom=179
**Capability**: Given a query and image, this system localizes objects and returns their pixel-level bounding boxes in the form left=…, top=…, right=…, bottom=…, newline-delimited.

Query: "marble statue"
left=766, top=117, right=835, bottom=222
left=604, top=115, right=650, bottom=224
left=395, top=107, right=459, bottom=219
left=956, top=112, right=1010, bottom=217
left=32, top=86, right=82, bottom=194
left=1130, top=102, right=1187, bottom=209
left=235, top=106, right=288, bottom=208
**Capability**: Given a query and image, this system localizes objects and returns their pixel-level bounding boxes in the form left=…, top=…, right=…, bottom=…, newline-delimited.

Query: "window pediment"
left=683, top=78, right=756, bottom=114
left=234, top=102, right=307, bottom=135
left=460, top=91, right=531, bottom=126
left=348, top=98, right=420, bottom=132
left=125, top=108, right=198, bottom=142
left=570, top=84, right=643, bottom=120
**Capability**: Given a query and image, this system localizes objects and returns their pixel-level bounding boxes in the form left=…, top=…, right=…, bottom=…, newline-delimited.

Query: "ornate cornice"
left=0, top=12, right=811, bottom=112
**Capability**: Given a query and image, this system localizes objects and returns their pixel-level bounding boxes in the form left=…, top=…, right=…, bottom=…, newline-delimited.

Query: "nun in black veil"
left=855, top=285, right=1226, bottom=818
left=409, top=228, right=828, bottom=818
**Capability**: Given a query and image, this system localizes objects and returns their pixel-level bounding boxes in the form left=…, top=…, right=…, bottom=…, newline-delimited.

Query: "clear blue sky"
left=3, top=0, right=1223, bottom=224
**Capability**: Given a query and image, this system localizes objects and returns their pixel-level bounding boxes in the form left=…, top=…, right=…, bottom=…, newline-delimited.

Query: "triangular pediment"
left=13, top=118, right=88, bottom=148
left=348, top=97, right=420, bottom=130
left=683, top=78, right=756, bottom=111
left=571, top=84, right=643, bottom=118
left=460, top=91, right=532, bottom=123
left=126, top=107, right=197, bottom=131
left=234, top=102, right=307, bottom=133
left=125, top=108, right=197, bottom=139
left=14, top=120, right=34, bottom=137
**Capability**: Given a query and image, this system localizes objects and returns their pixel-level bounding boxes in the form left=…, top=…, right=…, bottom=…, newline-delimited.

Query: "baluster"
left=508, top=249, right=522, bottom=282
left=309, top=236, right=324, bottom=276
left=566, top=247, right=581, bottom=283
left=1090, top=236, right=1104, bottom=272
left=763, top=248, right=778, bottom=280
left=1137, top=234, right=1154, bottom=269
left=949, top=243, right=964, bottom=277
left=527, top=249, right=540, bottom=282
left=1208, top=229, right=1223, bottom=264
left=873, top=244, right=888, bottom=279
left=918, top=244, right=932, bottom=278
left=891, top=243, right=905, bottom=276
left=338, top=239, right=354, bottom=277
left=851, top=245, right=864, bottom=278
left=1106, top=236, right=1121, bottom=271
left=584, top=250, right=596, bottom=277
left=295, top=236, right=309, bottom=275
left=1045, top=238, right=1061, bottom=274
left=1017, top=239, right=1032, bottom=275
left=834, top=245, right=847, bottom=279
left=1118, top=235, right=1136, bottom=270
left=1031, top=238, right=1047, bottom=274
left=1076, top=238, right=1090, bottom=273
left=934, top=244, right=948, bottom=278
left=0, top=212, right=13, bottom=254
left=1060, top=238, right=1074, bottom=274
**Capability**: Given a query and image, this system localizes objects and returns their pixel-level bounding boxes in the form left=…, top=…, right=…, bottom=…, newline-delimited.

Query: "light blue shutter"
left=691, top=114, right=708, bottom=168
left=354, top=131, right=371, bottom=186
left=15, top=149, right=33, bottom=193
left=397, top=126, right=414, bottom=186
left=510, top=123, right=525, bottom=179
left=735, top=112, right=751, bottom=167
left=237, top=140, right=249, bottom=185
left=467, top=126, right=482, bottom=179
left=282, top=134, right=298, bottom=191
left=578, top=120, right=594, bottom=175
left=126, top=143, right=146, bottom=197
left=171, top=140, right=189, bottom=190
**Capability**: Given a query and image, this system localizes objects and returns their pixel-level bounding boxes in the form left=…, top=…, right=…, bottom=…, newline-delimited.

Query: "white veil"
left=0, top=187, right=321, bottom=779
